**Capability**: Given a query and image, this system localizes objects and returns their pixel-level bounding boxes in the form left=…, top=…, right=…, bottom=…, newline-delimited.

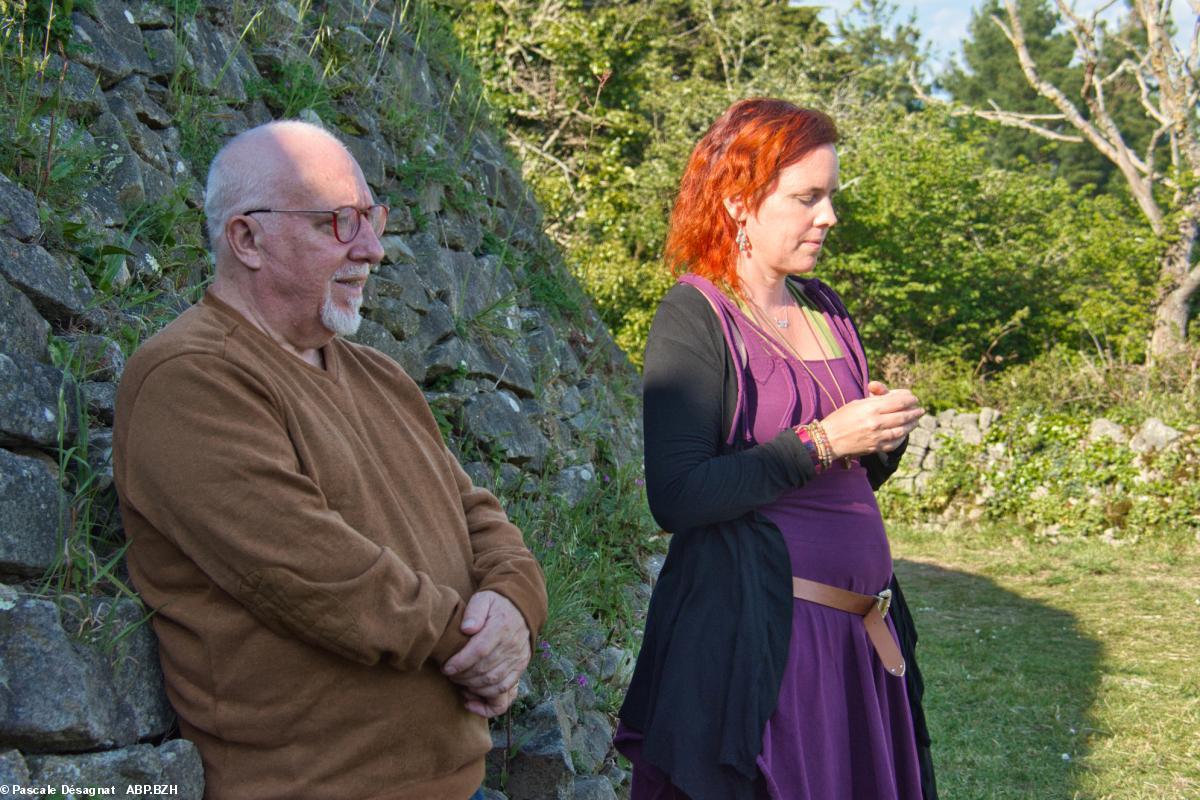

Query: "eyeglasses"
left=244, top=204, right=389, bottom=244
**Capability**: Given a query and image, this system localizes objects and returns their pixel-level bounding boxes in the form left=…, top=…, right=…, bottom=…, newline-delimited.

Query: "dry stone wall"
left=0, top=1, right=642, bottom=797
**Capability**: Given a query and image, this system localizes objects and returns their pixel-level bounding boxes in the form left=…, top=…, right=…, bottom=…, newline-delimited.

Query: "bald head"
left=204, top=121, right=359, bottom=265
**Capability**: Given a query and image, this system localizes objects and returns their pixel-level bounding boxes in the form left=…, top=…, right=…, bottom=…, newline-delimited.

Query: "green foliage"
left=825, top=107, right=1163, bottom=365
left=452, top=0, right=1166, bottom=369
left=507, top=463, right=657, bottom=707
left=880, top=409, right=1198, bottom=544
left=0, top=2, right=99, bottom=207
left=42, top=339, right=138, bottom=602
left=247, top=57, right=333, bottom=119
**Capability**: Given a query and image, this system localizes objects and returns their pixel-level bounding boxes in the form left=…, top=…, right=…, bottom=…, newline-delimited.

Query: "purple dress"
left=618, top=279, right=923, bottom=800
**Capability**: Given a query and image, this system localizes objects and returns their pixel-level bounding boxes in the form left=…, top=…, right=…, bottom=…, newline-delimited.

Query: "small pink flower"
left=576, top=674, right=588, bottom=687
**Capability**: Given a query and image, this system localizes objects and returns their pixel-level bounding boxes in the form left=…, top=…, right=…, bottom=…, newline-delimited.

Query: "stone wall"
left=889, top=406, right=1189, bottom=539
left=0, top=2, right=641, bottom=797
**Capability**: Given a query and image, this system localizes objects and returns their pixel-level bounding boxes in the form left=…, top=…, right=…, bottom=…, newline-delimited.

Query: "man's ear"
left=723, top=196, right=747, bottom=224
left=225, top=215, right=264, bottom=270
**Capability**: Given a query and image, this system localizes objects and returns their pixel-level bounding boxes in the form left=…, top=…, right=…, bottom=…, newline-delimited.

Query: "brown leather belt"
left=792, top=576, right=906, bottom=677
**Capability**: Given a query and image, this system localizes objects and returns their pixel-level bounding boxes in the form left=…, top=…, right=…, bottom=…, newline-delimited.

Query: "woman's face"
left=737, top=143, right=839, bottom=279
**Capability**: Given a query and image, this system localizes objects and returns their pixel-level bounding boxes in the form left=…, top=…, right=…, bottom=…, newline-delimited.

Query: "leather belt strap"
left=792, top=576, right=906, bottom=677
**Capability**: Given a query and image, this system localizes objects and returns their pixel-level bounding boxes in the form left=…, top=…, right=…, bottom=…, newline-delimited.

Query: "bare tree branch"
left=996, top=1, right=1164, bottom=230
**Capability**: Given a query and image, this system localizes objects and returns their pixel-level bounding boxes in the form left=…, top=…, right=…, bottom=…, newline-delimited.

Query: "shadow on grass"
left=896, top=558, right=1101, bottom=800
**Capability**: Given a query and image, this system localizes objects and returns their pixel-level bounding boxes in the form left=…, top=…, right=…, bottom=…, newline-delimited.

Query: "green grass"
left=891, top=521, right=1199, bottom=799
left=503, top=463, right=656, bottom=711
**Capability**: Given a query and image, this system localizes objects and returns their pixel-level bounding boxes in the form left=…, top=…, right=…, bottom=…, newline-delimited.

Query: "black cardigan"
left=619, top=280, right=937, bottom=800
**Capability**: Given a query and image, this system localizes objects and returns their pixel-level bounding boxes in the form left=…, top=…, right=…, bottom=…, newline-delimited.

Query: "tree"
left=825, top=106, right=1162, bottom=365
left=917, top=0, right=1200, bottom=359
left=939, top=0, right=1111, bottom=189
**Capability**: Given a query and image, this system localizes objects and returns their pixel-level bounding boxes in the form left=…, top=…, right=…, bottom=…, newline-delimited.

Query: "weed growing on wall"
left=878, top=412, right=1199, bottom=545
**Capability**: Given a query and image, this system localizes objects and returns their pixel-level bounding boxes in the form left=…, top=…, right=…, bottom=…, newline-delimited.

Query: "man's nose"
left=352, top=220, right=386, bottom=265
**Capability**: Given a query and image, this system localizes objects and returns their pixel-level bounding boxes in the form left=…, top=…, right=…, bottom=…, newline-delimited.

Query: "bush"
left=878, top=357, right=1200, bottom=544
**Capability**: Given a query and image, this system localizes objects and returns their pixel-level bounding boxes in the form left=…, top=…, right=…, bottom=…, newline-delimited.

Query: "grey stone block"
left=61, top=334, right=126, bottom=382
left=83, top=381, right=118, bottom=426
left=433, top=209, right=484, bottom=253
left=462, top=461, right=525, bottom=496
left=1130, top=417, right=1181, bottom=453
left=958, top=424, right=984, bottom=446
left=426, top=337, right=535, bottom=399
left=142, top=28, right=191, bottom=79
left=0, top=449, right=66, bottom=578
left=380, top=235, right=417, bottom=267
left=0, top=353, right=79, bottom=448
left=39, top=56, right=107, bottom=119
left=574, top=775, right=618, bottom=800
left=0, top=275, right=50, bottom=363
left=0, top=748, right=30, bottom=786
left=570, top=708, right=612, bottom=774
left=27, top=740, right=203, bottom=800
left=93, top=110, right=146, bottom=211
left=345, top=317, right=427, bottom=384
left=462, top=392, right=550, bottom=472
left=550, top=464, right=595, bottom=506
left=0, top=593, right=138, bottom=751
left=70, top=12, right=134, bottom=88
left=0, top=173, right=41, bottom=242
left=0, top=239, right=96, bottom=326
left=503, top=695, right=575, bottom=800
left=183, top=17, right=248, bottom=103
left=411, top=299, right=457, bottom=352
left=106, top=81, right=171, bottom=171
left=1089, top=418, right=1126, bottom=444
left=459, top=254, right=518, bottom=322
left=86, top=597, right=174, bottom=740
left=345, top=135, right=388, bottom=190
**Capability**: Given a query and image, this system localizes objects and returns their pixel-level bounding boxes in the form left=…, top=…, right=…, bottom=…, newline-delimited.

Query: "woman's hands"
left=820, top=381, right=924, bottom=460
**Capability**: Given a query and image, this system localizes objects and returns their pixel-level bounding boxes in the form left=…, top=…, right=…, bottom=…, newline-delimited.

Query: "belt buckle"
left=875, top=588, right=892, bottom=619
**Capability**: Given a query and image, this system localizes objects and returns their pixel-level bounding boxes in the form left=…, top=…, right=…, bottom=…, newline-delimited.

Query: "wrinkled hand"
left=442, top=591, right=530, bottom=716
left=820, top=381, right=923, bottom=459
left=459, top=685, right=519, bottom=719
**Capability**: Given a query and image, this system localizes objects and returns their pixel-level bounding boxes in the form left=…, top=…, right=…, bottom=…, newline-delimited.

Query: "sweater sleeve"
left=446, top=450, right=548, bottom=648
left=118, top=354, right=471, bottom=671
left=643, top=285, right=817, bottom=533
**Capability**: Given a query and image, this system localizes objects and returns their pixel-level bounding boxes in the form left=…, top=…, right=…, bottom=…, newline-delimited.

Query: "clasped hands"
left=442, top=590, right=530, bottom=718
left=820, top=380, right=924, bottom=459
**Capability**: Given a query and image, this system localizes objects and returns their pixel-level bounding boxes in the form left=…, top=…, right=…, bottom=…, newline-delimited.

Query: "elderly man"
left=112, top=121, right=547, bottom=800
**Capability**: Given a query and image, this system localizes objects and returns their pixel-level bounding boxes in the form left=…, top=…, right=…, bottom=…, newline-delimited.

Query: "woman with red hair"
left=616, top=99, right=937, bottom=800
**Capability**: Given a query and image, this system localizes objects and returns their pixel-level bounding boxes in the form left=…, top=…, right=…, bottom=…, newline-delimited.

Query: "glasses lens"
left=334, top=207, right=359, bottom=243
left=368, top=205, right=388, bottom=237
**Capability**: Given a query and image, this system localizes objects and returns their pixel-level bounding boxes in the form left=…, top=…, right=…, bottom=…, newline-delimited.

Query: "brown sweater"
left=113, top=291, right=547, bottom=800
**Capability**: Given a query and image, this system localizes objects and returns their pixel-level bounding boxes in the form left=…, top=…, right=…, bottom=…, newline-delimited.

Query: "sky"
left=812, top=0, right=1197, bottom=71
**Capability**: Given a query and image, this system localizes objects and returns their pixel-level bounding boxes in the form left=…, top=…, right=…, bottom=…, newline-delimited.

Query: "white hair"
left=203, top=119, right=350, bottom=254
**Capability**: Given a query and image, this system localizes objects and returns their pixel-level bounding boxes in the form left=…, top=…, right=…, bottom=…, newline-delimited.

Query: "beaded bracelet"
left=793, top=424, right=823, bottom=470
left=794, top=422, right=834, bottom=470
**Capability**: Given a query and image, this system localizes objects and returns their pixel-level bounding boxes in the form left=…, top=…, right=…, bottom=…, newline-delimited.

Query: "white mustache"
left=333, top=266, right=370, bottom=281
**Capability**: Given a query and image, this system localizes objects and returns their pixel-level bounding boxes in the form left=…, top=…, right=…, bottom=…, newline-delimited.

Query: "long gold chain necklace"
left=742, top=291, right=851, bottom=413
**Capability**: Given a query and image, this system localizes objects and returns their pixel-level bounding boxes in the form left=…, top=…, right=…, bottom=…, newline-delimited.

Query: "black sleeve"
left=863, top=436, right=908, bottom=490
left=642, top=285, right=817, bottom=532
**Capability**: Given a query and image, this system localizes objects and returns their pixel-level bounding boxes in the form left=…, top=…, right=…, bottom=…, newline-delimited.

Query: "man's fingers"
left=460, top=591, right=495, bottom=636
left=442, top=631, right=500, bottom=676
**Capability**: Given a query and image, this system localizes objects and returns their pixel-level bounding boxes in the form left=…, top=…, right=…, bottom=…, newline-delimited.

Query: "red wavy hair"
left=664, top=99, right=838, bottom=296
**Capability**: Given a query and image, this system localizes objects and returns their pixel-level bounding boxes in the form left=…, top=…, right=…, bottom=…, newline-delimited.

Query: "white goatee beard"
left=320, top=293, right=363, bottom=336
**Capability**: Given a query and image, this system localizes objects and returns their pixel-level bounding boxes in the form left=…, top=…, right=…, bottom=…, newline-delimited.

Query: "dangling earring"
left=736, top=225, right=749, bottom=253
